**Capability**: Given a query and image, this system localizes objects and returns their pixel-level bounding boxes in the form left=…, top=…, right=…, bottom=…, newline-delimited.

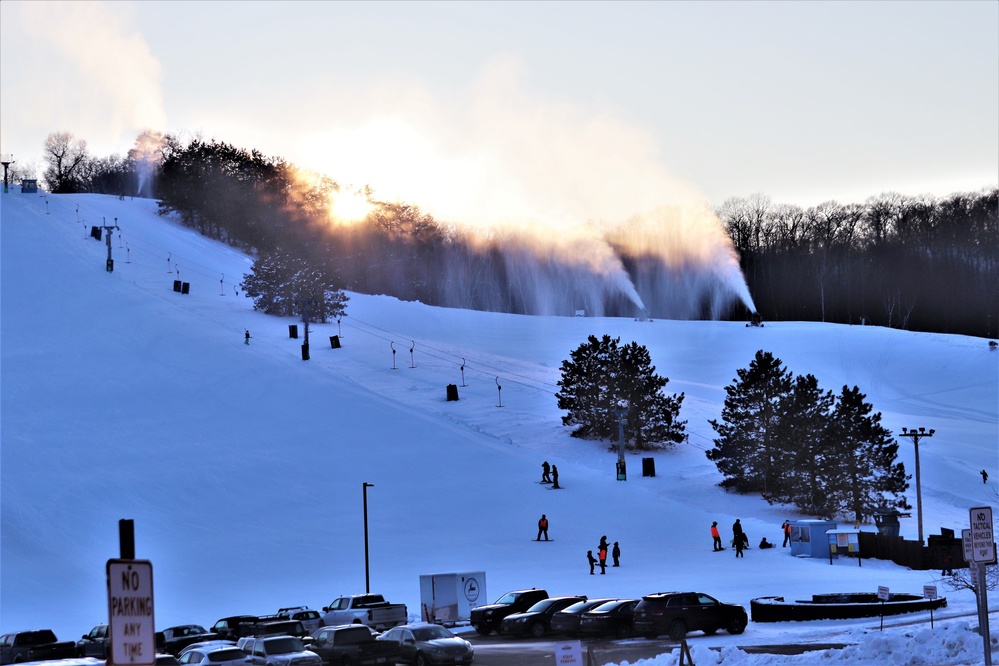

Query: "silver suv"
left=236, top=637, right=321, bottom=666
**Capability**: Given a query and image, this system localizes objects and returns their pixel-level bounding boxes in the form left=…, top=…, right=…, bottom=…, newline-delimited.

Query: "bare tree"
left=43, top=132, right=89, bottom=193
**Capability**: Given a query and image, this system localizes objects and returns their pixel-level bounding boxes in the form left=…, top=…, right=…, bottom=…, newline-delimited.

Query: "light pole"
left=615, top=401, right=628, bottom=481
left=899, top=426, right=934, bottom=544
left=362, top=482, right=374, bottom=593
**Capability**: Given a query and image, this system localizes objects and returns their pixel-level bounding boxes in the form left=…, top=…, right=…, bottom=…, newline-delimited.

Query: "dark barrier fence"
left=857, top=532, right=964, bottom=571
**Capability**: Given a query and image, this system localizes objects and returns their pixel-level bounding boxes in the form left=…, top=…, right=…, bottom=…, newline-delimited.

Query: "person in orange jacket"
left=537, top=514, right=549, bottom=541
left=711, top=521, right=723, bottom=551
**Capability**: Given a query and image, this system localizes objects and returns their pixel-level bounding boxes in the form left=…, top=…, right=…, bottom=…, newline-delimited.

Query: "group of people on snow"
left=711, top=518, right=792, bottom=555
left=587, top=535, right=620, bottom=574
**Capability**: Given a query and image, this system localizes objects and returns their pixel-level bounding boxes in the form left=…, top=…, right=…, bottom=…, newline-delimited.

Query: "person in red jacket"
left=782, top=520, right=792, bottom=547
left=537, top=514, right=549, bottom=541
left=711, top=522, right=723, bottom=551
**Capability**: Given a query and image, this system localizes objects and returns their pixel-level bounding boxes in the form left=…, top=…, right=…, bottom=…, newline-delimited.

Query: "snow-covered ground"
left=1, top=191, right=996, bottom=664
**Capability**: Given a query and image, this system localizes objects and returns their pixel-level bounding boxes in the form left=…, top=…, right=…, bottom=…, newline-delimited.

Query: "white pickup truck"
left=320, top=594, right=408, bottom=631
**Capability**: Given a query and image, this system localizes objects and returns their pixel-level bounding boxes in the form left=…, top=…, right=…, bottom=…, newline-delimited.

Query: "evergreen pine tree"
left=556, top=335, right=686, bottom=448
left=771, top=373, right=836, bottom=514
left=825, top=385, right=910, bottom=523
left=707, top=350, right=793, bottom=493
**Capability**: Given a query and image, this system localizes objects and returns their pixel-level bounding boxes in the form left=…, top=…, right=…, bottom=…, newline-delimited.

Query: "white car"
left=276, top=608, right=323, bottom=634
left=237, top=636, right=322, bottom=666
left=177, top=646, right=250, bottom=666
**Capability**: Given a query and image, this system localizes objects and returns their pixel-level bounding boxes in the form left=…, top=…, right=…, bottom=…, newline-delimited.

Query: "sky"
left=1, top=190, right=997, bottom=664
left=1, top=1, right=997, bottom=226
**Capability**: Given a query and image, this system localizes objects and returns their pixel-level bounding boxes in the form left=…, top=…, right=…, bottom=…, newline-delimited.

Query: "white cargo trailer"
left=418, top=571, right=486, bottom=626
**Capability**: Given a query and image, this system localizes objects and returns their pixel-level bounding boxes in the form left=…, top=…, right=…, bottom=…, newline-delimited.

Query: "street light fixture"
left=362, top=482, right=374, bottom=593
left=899, top=427, right=934, bottom=544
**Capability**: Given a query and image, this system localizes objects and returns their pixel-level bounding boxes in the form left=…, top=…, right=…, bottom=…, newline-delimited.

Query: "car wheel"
left=474, top=625, right=492, bottom=636
left=340, top=657, right=353, bottom=666
left=668, top=620, right=688, bottom=641
left=726, top=617, right=747, bottom=635
left=414, top=653, right=427, bottom=666
left=530, top=622, right=546, bottom=638
left=615, top=624, right=632, bottom=639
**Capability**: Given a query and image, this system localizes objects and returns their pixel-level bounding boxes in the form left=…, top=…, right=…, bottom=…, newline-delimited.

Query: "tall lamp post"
left=899, top=427, right=934, bottom=544
left=362, top=482, right=374, bottom=593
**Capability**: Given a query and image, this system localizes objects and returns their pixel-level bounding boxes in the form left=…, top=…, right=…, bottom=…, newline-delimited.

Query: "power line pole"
left=899, top=426, right=934, bottom=544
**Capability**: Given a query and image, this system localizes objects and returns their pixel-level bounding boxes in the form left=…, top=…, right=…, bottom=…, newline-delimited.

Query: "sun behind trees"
left=706, top=350, right=910, bottom=522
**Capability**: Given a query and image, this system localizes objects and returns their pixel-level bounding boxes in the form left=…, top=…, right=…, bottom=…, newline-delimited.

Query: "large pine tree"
left=556, top=335, right=686, bottom=449
left=707, top=350, right=793, bottom=494
left=770, top=373, right=836, bottom=515
left=825, top=385, right=910, bottom=523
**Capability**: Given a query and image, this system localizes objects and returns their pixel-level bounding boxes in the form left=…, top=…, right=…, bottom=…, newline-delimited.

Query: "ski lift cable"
left=338, top=317, right=556, bottom=395
left=342, top=315, right=560, bottom=390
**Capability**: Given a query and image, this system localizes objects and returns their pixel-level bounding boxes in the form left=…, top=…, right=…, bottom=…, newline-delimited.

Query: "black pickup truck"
left=307, top=625, right=400, bottom=666
left=0, top=630, right=77, bottom=664
left=469, top=588, right=549, bottom=636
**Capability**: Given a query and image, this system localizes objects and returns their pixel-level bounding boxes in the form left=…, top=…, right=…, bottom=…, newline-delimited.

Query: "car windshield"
left=411, top=626, right=453, bottom=641
left=591, top=601, right=623, bottom=613
left=494, top=592, right=521, bottom=604
left=263, top=638, right=303, bottom=654
left=526, top=599, right=560, bottom=613
left=207, top=650, right=246, bottom=663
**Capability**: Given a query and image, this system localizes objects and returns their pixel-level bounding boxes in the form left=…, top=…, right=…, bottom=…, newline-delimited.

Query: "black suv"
left=499, top=596, right=586, bottom=638
left=632, top=592, right=747, bottom=640
left=470, top=589, right=548, bottom=636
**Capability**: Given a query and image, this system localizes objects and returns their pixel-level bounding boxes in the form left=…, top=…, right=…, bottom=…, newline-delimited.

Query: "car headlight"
left=512, top=617, right=528, bottom=624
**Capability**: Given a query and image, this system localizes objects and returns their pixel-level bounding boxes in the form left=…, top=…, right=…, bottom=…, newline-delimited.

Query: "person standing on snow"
left=733, top=519, right=745, bottom=558
left=541, top=461, right=551, bottom=483
left=612, top=542, right=621, bottom=566
left=598, top=536, right=608, bottom=573
left=711, top=522, right=723, bottom=551
left=587, top=550, right=596, bottom=575
left=537, top=514, right=549, bottom=541
left=551, top=465, right=560, bottom=489
left=782, top=520, right=792, bottom=547
left=244, top=329, right=251, bottom=345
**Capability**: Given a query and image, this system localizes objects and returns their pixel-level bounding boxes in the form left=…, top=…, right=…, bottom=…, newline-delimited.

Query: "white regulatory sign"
left=962, top=528, right=974, bottom=563
left=969, top=506, right=995, bottom=564
left=107, top=559, right=155, bottom=666
left=877, top=585, right=890, bottom=601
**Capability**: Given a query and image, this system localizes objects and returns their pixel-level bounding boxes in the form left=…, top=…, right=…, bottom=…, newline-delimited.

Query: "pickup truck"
left=0, top=630, right=77, bottom=664
left=469, top=588, right=549, bottom=636
left=76, top=625, right=110, bottom=658
left=307, top=626, right=400, bottom=666
left=320, top=594, right=407, bottom=631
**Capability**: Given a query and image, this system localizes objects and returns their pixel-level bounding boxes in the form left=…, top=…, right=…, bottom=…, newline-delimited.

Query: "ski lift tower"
left=1, top=154, right=13, bottom=193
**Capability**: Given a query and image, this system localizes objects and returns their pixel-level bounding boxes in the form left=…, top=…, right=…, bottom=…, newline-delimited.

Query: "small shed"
left=21, top=179, right=38, bottom=193
left=788, top=519, right=838, bottom=558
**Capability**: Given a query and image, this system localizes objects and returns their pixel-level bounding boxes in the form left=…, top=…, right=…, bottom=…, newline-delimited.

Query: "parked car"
left=577, top=599, right=639, bottom=639
left=238, top=636, right=322, bottom=666
left=0, top=630, right=77, bottom=664
left=550, top=598, right=616, bottom=637
left=319, top=594, right=407, bottom=632
left=469, top=588, right=548, bottom=636
left=211, top=617, right=260, bottom=642
left=161, top=626, right=217, bottom=656
left=76, top=625, right=110, bottom=658
left=378, top=623, right=473, bottom=666
left=305, top=625, right=400, bottom=666
left=240, top=622, right=307, bottom=640
left=157, top=654, right=182, bottom=666
left=632, top=592, right=748, bottom=640
left=276, top=609, right=322, bottom=634
left=177, top=645, right=251, bottom=666
left=499, top=596, right=587, bottom=638
left=178, top=641, right=238, bottom=655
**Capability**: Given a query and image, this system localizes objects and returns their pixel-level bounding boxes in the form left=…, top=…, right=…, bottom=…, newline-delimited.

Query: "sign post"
left=923, top=585, right=937, bottom=628
left=969, top=507, right=994, bottom=666
left=877, top=586, right=889, bottom=631
left=107, top=559, right=155, bottom=666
